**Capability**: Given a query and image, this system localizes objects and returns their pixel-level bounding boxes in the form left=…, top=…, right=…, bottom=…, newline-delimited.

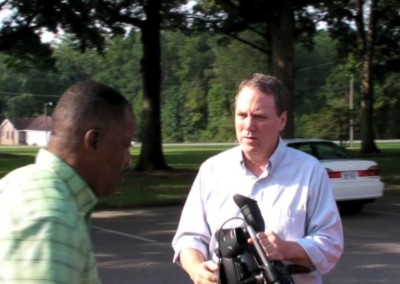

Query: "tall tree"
left=320, top=0, right=400, bottom=152
left=0, top=0, right=188, bottom=170
left=355, top=0, right=379, bottom=152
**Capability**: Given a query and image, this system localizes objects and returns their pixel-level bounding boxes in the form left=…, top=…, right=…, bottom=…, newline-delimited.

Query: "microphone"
left=234, top=194, right=311, bottom=280
left=233, top=194, right=283, bottom=284
left=233, top=194, right=265, bottom=232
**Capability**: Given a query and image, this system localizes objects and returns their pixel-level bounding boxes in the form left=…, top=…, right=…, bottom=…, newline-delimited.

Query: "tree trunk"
left=269, top=0, right=295, bottom=138
left=360, top=54, right=379, bottom=153
left=135, top=0, right=170, bottom=171
left=356, top=0, right=380, bottom=153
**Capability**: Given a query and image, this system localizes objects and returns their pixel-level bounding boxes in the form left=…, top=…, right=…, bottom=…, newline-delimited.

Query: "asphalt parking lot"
left=91, top=206, right=191, bottom=283
left=91, top=191, right=400, bottom=284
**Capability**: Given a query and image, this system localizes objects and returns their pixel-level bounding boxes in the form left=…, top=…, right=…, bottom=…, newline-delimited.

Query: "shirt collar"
left=237, top=137, right=286, bottom=175
left=268, top=137, right=286, bottom=174
left=35, top=148, right=98, bottom=216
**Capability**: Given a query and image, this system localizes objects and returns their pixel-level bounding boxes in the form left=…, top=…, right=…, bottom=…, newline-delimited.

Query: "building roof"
left=9, top=116, right=52, bottom=131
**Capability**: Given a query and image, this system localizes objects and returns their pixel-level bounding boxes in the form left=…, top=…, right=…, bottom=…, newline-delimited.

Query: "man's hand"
left=189, top=260, right=219, bottom=284
left=256, top=231, right=314, bottom=268
left=180, top=248, right=219, bottom=284
left=257, top=231, right=286, bottom=260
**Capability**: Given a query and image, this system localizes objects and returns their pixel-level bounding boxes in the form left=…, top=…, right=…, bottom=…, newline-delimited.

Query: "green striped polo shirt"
left=0, top=148, right=101, bottom=283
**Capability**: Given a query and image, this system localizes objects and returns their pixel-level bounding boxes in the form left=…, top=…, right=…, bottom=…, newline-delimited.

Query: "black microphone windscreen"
left=233, top=194, right=265, bottom=232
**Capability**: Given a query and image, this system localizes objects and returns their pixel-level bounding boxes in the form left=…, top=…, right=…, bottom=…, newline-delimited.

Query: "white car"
left=285, top=139, right=384, bottom=214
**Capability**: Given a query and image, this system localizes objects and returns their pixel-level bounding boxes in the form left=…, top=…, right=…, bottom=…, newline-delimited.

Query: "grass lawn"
left=1, top=143, right=399, bottom=208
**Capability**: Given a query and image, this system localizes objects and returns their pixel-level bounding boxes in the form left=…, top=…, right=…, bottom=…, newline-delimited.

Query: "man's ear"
left=84, top=129, right=99, bottom=150
left=279, top=111, right=287, bottom=132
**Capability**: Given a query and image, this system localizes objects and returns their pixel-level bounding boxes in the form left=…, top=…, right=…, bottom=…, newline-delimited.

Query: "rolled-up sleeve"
left=172, top=170, right=212, bottom=264
left=297, top=166, right=344, bottom=274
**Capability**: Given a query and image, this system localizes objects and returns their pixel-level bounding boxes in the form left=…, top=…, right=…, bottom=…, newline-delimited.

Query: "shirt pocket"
left=265, top=208, right=307, bottom=240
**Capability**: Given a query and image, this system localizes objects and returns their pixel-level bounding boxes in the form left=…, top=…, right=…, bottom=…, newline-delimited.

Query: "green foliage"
left=5, top=94, right=37, bottom=118
left=295, top=31, right=338, bottom=117
left=161, top=32, right=213, bottom=142
left=0, top=0, right=193, bottom=171
left=162, top=88, right=185, bottom=142
left=370, top=0, right=400, bottom=76
left=374, top=73, right=400, bottom=138
left=318, top=0, right=400, bottom=151
left=2, top=26, right=400, bottom=141
left=299, top=98, right=348, bottom=141
left=0, top=26, right=56, bottom=70
left=210, top=32, right=269, bottom=84
left=93, top=33, right=143, bottom=98
left=200, top=31, right=269, bottom=142
left=204, top=83, right=235, bottom=141
left=0, top=55, right=68, bottom=120
left=183, top=86, right=207, bottom=141
left=297, top=63, right=352, bottom=140
left=1, top=0, right=399, bottom=163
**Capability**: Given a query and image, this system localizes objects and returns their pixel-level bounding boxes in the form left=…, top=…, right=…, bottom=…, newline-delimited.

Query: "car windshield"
left=287, top=141, right=353, bottom=160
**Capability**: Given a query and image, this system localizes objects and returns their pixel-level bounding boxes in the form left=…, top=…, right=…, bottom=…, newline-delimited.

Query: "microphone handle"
left=246, top=224, right=281, bottom=284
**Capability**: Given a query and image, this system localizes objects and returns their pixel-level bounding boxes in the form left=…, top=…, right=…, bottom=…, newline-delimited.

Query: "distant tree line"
left=1, top=29, right=399, bottom=142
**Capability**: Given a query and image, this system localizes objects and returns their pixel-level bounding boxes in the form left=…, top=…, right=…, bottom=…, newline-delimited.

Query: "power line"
left=0, top=90, right=59, bottom=97
left=297, top=62, right=335, bottom=72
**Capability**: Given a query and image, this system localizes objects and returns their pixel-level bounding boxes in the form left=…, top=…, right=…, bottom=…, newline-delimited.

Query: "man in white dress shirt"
left=172, top=73, right=343, bottom=284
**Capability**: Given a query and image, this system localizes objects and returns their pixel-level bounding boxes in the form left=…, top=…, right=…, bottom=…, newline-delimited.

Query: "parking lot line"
left=91, top=225, right=158, bottom=243
left=364, top=210, right=400, bottom=217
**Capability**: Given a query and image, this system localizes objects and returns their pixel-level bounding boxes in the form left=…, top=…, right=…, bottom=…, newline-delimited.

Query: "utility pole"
left=44, top=102, right=52, bottom=145
left=349, top=76, right=354, bottom=147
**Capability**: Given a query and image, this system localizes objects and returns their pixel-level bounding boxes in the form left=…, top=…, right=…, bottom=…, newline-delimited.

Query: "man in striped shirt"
left=0, top=81, right=136, bottom=283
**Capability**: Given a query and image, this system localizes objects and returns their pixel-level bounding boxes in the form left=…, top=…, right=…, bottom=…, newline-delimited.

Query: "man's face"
left=235, top=86, right=286, bottom=163
left=92, top=108, right=136, bottom=197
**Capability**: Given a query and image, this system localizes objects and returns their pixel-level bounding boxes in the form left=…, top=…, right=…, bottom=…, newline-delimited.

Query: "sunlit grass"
left=1, top=142, right=399, bottom=208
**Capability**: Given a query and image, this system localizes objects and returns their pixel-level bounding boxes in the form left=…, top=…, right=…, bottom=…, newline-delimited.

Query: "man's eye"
left=253, top=114, right=268, bottom=120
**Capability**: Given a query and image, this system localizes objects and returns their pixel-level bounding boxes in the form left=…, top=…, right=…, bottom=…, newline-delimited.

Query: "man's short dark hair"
left=236, top=73, right=289, bottom=116
left=52, top=80, right=130, bottom=136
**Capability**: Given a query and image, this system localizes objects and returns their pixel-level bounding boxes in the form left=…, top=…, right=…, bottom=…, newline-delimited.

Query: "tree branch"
left=222, top=31, right=270, bottom=55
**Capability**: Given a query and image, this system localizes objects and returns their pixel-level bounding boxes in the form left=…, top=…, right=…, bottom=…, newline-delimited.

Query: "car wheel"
left=337, top=201, right=364, bottom=215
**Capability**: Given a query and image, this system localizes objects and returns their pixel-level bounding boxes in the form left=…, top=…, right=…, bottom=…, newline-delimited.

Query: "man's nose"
left=243, top=116, right=255, bottom=130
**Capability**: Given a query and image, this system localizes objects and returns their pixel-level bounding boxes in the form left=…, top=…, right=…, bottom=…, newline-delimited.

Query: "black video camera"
left=216, top=194, right=309, bottom=284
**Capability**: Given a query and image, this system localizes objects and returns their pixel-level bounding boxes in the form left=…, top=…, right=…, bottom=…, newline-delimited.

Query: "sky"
left=0, top=6, right=55, bottom=43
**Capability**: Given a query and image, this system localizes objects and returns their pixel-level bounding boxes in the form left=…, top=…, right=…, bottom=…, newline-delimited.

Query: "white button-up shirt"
left=172, top=139, right=344, bottom=284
